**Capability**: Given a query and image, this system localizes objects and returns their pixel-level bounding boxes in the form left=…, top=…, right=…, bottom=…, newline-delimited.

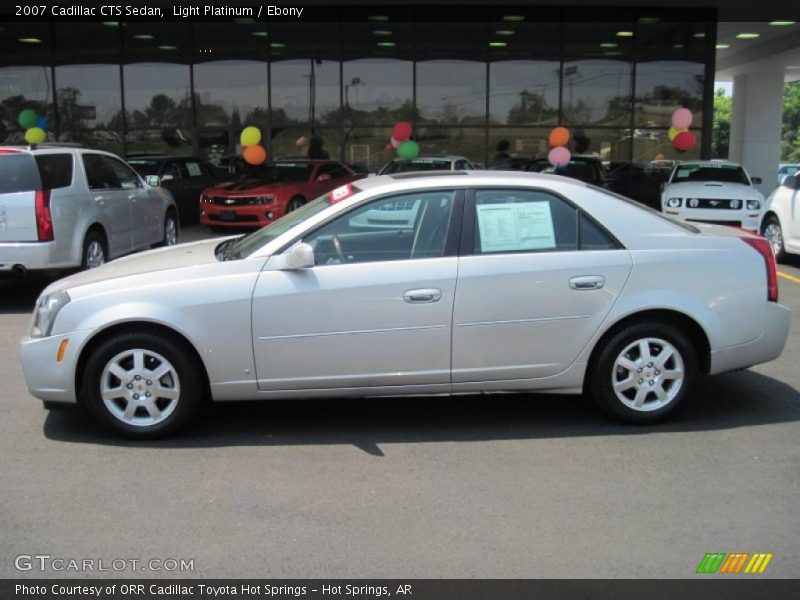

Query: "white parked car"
left=378, top=155, right=475, bottom=175
left=661, top=161, right=764, bottom=231
left=761, top=173, right=800, bottom=262
left=776, top=163, right=800, bottom=185
left=20, top=172, right=789, bottom=438
left=0, top=145, right=179, bottom=274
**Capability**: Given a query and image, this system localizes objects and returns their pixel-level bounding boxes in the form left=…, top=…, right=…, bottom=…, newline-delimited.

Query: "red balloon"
left=673, top=131, right=696, bottom=152
left=392, top=121, right=413, bottom=142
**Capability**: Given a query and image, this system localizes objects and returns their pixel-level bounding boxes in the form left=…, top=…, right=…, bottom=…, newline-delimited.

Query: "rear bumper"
left=709, top=302, right=791, bottom=374
left=0, top=241, right=59, bottom=271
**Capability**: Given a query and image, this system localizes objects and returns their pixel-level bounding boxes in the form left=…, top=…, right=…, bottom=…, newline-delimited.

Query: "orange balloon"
left=549, top=126, right=570, bottom=147
left=243, top=145, right=267, bottom=165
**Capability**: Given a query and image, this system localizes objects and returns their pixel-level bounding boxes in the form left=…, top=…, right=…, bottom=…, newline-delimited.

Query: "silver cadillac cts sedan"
left=20, top=172, right=790, bottom=438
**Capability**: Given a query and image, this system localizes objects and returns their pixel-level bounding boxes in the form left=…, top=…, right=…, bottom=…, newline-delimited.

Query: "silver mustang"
left=20, top=172, right=790, bottom=438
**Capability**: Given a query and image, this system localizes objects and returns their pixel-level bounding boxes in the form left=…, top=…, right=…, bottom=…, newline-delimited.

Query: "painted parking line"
left=778, top=271, right=800, bottom=285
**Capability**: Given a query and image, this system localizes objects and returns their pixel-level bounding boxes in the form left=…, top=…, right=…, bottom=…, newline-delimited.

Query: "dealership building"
left=0, top=2, right=798, bottom=195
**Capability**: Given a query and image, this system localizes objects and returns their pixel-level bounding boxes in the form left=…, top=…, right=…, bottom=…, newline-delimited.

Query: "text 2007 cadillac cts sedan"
left=20, top=172, right=790, bottom=438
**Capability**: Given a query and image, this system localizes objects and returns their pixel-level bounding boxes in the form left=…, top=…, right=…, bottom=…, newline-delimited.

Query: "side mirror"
left=160, top=173, right=175, bottom=182
left=282, top=243, right=315, bottom=270
left=751, top=176, right=762, bottom=185
left=144, top=175, right=160, bottom=187
left=783, top=175, right=799, bottom=190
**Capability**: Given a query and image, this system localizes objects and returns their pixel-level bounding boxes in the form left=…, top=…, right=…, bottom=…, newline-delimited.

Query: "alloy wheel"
left=85, top=240, right=105, bottom=269
left=611, top=337, right=685, bottom=412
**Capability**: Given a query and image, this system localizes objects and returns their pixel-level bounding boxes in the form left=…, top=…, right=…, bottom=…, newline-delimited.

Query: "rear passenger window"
left=474, top=190, right=577, bottom=254
left=35, top=154, right=73, bottom=189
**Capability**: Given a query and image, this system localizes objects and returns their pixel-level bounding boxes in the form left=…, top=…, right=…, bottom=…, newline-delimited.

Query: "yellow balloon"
left=25, top=127, right=46, bottom=144
left=668, top=126, right=687, bottom=142
left=240, top=126, right=262, bottom=147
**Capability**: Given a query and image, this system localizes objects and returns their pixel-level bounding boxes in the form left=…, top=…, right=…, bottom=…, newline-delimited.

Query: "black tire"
left=154, top=210, right=179, bottom=248
left=81, top=230, right=107, bottom=270
left=761, top=215, right=786, bottom=263
left=80, top=331, right=204, bottom=439
left=588, top=321, right=697, bottom=424
left=286, top=196, right=306, bottom=213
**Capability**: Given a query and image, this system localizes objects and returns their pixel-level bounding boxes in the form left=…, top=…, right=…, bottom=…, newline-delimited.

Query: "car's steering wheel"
left=331, top=234, right=346, bottom=263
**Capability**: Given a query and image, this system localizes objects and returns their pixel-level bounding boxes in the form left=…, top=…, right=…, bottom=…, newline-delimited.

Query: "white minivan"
left=0, top=146, right=179, bottom=274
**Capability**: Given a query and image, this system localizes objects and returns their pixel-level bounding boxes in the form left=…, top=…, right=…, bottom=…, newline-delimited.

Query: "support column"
left=729, top=71, right=784, bottom=198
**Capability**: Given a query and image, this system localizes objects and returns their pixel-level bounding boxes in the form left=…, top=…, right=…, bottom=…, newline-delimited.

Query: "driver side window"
left=303, top=190, right=456, bottom=265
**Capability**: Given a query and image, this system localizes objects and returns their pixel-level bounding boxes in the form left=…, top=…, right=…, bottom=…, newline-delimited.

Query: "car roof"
left=675, top=160, right=743, bottom=168
left=389, top=155, right=467, bottom=162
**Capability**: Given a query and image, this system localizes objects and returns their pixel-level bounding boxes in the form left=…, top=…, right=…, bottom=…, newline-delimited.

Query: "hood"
left=208, top=179, right=298, bottom=195
left=44, top=238, right=229, bottom=294
left=664, top=181, right=763, bottom=200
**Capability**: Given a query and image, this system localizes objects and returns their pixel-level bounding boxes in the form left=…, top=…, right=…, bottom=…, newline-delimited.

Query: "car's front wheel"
left=81, top=331, right=203, bottom=438
left=155, top=210, right=179, bottom=248
left=589, top=321, right=697, bottom=423
left=286, top=196, right=305, bottom=212
left=761, top=215, right=786, bottom=263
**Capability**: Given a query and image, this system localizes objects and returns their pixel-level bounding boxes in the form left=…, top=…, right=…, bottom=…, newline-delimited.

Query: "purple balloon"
left=548, top=146, right=571, bottom=168
left=671, top=108, right=693, bottom=130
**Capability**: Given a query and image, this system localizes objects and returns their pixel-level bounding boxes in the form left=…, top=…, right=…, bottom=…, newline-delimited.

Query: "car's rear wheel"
left=590, top=321, right=696, bottom=423
left=287, top=196, right=305, bottom=212
left=157, top=210, right=179, bottom=248
left=81, top=230, right=107, bottom=270
left=81, top=332, right=203, bottom=438
left=761, top=215, right=786, bottom=263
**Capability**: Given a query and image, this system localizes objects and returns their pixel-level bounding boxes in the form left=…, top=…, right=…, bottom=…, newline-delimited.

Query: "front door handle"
left=569, top=275, right=606, bottom=290
left=403, top=288, right=442, bottom=303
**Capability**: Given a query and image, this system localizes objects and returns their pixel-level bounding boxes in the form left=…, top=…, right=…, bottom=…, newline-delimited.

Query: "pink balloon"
left=390, top=136, right=401, bottom=149
left=548, top=146, right=571, bottom=168
left=671, top=108, right=693, bottom=130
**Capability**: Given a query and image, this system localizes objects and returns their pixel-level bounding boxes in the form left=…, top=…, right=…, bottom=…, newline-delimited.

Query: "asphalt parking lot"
left=1, top=225, right=799, bottom=579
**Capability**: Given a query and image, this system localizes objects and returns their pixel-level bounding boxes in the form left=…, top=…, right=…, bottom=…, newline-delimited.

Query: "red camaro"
left=200, top=159, right=363, bottom=229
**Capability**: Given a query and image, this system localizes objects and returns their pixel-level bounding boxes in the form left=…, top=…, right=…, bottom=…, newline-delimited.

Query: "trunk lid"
left=0, top=151, right=40, bottom=242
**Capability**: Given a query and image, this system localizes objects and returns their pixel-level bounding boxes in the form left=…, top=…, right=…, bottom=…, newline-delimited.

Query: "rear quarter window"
left=35, top=154, right=73, bottom=189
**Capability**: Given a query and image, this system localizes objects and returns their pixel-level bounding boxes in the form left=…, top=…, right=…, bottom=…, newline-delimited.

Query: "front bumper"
left=0, top=241, right=59, bottom=272
left=709, top=302, right=791, bottom=374
left=20, top=328, right=95, bottom=404
left=663, top=208, right=761, bottom=231
left=200, top=203, right=281, bottom=228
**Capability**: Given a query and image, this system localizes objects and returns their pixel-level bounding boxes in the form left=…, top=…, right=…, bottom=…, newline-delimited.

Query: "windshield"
left=225, top=187, right=353, bottom=259
left=529, top=159, right=601, bottom=183
left=671, top=163, right=750, bottom=185
left=381, top=159, right=452, bottom=174
left=238, top=162, right=313, bottom=184
left=127, top=159, right=161, bottom=176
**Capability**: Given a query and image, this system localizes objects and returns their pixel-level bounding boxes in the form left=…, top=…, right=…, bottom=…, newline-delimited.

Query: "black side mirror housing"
left=751, top=176, right=762, bottom=185
left=783, top=175, right=798, bottom=189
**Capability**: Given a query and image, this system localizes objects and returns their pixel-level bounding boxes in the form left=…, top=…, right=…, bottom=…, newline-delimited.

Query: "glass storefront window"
left=562, top=60, right=632, bottom=127
left=635, top=61, right=704, bottom=128
left=413, top=126, right=487, bottom=165
left=489, top=61, right=560, bottom=126
left=416, top=61, right=487, bottom=125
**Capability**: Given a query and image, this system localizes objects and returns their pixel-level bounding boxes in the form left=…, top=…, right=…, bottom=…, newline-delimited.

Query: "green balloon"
left=397, top=140, right=420, bottom=160
left=18, top=109, right=38, bottom=129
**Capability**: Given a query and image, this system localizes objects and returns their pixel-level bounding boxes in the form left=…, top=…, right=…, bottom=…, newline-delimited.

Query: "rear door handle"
left=569, top=275, right=606, bottom=290
left=403, top=288, right=443, bottom=303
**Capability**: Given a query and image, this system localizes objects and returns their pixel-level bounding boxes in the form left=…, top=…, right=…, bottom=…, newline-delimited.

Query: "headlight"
left=746, top=200, right=761, bottom=210
left=689, top=198, right=699, bottom=208
left=201, top=194, right=212, bottom=203
left=30, top=290, right=70, bottom=339
left=729, top=199, right=741, bottom=210
left=253, top=196, right=273, bottom=205
left=666, top=197, right=682, bottom=208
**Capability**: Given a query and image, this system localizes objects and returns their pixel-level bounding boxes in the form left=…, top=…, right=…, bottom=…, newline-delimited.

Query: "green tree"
left=781, top=82, right=800, bottom=162
left=712, top=88, right=731, bottom=159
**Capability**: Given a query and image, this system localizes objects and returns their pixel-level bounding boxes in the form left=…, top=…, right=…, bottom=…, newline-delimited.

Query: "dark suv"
left=127, top=155, right=222, bottom=224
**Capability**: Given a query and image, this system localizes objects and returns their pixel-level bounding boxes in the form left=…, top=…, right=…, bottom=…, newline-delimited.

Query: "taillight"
left=741, top=236, right=778, bottom=302
left=0, top=148, right=22, bottom=154
left=34, top=190, right=54, bottom=242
